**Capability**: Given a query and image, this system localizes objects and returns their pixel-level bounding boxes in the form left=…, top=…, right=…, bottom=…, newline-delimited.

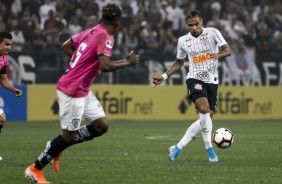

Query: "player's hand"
left=208, top=53, right=220, bottom=60
left=126, top=50, right=140, bottom=65
left=14, top=88, right=23, bottom=97
left=152, top=75, right=164, bottom=87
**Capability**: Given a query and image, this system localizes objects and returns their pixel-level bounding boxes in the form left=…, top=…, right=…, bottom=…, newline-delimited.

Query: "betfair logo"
left=192, top=53, right=211, bottom=64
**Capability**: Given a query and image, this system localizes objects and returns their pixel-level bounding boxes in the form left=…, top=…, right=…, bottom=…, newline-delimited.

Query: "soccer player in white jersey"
left=152, top=10, right=231, bottom=162
left=25, top=4, right=139, bottom=184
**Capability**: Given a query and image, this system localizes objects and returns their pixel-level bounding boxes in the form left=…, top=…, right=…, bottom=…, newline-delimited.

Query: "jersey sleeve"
left=71, top=29, right=89, bottom=49
left=96, top=33, right=113, bottom=57
left=212, top=28, right=228, bottom=47
left=71, top=34, right=81, bottom=49
left=176, top=37, right=186, bottom=59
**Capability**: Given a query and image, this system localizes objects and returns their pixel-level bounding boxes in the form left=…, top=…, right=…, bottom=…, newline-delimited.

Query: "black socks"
left=34, top=135, right=71, bottom=170
left=34, top=125, right=100, bottom=170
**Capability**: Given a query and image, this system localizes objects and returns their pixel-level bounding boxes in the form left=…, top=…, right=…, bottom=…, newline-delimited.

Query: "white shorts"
left=0, top=109, right=3, bottom=115
left=56, top=90, right=106, bottom=131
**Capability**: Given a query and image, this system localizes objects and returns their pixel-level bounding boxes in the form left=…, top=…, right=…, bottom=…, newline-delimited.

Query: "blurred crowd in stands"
left=0, top=0, right=281, bottom=69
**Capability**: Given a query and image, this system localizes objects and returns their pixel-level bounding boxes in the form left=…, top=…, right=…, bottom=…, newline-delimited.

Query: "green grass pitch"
left=0, top=120, right=282, bottom=184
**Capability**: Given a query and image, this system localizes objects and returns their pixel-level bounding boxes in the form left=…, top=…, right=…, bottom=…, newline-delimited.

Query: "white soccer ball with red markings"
left=213, top=128, right=234, bottom=149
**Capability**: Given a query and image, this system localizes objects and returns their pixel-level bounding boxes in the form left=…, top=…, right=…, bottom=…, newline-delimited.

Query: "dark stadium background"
left=0, top=0, right=281, bottom=85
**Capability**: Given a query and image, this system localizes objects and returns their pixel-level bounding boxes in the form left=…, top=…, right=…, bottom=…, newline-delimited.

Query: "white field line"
left=145, top=135, right=177, bottom=141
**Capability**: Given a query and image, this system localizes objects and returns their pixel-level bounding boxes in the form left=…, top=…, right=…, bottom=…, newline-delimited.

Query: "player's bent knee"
left=87, top=124, right=106, bottom=138
left=95, top=123, right=109, bottom=135
left=91, top=118, right=109, bottom=136
left=197, top=106, right=210, bottom=114
left=100, top=124, right=108, bottom=134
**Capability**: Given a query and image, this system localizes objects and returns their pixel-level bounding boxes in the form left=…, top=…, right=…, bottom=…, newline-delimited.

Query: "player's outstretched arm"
left=99, top=50, right=140, bottom=72
left=0, top=74, right=22, bottom=97
left=152, top=58, right=184, bottom=87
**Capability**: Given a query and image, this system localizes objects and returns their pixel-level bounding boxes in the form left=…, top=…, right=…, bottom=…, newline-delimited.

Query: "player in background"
left=0, top=31, right=23, bottom=133
left=25, top=4, right=139, bottom=184
left=0, top=31, right=22, bottom=161
left=152, top=11, right=231, bottom=162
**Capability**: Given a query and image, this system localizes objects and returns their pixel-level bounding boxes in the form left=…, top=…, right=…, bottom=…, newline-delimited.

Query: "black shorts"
left=186, top=78, right=218, bottom=111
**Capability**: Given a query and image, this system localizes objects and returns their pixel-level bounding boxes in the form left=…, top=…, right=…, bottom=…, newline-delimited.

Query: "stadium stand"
left=0, top=0, right=281, bottom=84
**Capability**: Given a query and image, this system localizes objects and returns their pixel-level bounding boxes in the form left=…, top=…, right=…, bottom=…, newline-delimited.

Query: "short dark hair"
left=101, top=3, right=122, bottom=23
left=185, top=10, right=202, bottom=20
left=0, top=31, right=12, bottom=42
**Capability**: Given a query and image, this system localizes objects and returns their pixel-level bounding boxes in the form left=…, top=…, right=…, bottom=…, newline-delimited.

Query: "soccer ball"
left=213, top=128, right=234, bottom=149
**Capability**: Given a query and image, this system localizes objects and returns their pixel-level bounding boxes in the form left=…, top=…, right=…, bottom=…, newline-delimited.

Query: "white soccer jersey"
left=176, top=27, right=228, bottom=84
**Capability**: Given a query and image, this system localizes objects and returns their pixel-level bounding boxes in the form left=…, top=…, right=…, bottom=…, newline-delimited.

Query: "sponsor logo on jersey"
left=106, top=40, right=113, bottom=49
left=196, top=71, right=210, bottom=79
left=192, top=53, right=212, bottom=64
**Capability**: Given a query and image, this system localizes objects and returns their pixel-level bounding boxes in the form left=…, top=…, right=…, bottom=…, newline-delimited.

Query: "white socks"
left=177, top=119, right=201, bottom=150
left=176, top=113, right=213, bottom=150
left=199, top=113, right=213, bottom=149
